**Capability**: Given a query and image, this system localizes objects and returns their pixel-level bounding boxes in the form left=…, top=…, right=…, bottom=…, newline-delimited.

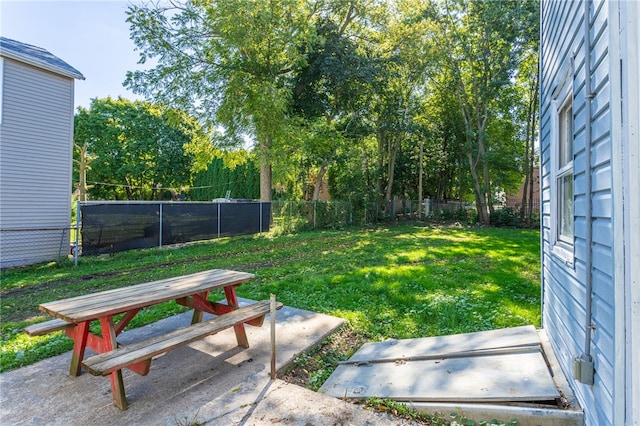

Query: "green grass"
left=0, top=224, right=541, bottom=373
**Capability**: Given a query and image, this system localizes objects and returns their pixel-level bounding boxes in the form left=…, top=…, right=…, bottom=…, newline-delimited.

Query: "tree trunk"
left=468, top=152, right=489, bottom=224
left=376, top=129, right=385, bottom=206
left=520, top=68, right=539, bottom=226
left=479, top=135, right=493, bottom=216
left=312, top=162, right=328, bottom=201
left=74, top=142, right=92, bottom=202
left=418, top=138, right=424, bottom=218
left=385, top=134, right=399, bottom=210
left=259, top=137, right=272, bottom=202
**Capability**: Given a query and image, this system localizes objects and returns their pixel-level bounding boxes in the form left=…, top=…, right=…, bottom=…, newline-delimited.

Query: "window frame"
left=550, top=76, right=575, bottom=264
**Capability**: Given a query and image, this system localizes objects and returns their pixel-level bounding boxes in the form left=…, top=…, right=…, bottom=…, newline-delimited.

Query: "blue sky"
left=1, top=0, right=146, bottom=110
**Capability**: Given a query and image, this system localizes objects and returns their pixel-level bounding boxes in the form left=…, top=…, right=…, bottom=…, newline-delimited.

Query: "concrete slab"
left=347, top=325, right=540, bottom=364
left=319, top=326, right=584, bottom=426
left=321, top=350, right=559, bottom=402
left=0, top=301, right=420, bottom=425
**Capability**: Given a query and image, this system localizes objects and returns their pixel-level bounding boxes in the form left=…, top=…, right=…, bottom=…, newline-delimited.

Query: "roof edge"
left=2, top=49, right=85, bottom=80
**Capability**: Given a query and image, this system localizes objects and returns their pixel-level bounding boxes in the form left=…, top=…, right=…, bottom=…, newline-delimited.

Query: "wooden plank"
left=320, top=350, right=560, bottom=403
left=83, top=300, right=283, bottom=376
left=41, top=270, right=241, bottom=317
left=23, top=318, right=72, bottom=336
left=347, top=325, right=540, bottom=364
left=43, top=270, right=250, bottom=318
left=40, top=269, right=254, bottom=322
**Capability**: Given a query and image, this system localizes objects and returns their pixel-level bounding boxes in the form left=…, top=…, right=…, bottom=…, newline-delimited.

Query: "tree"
left=74, top=97, right=211, bottom=200
left=514, top=18, right=540, bottom=226
left=73, top=141, right=95, bottom=202
left=436, top=0, right=539, bottom=224
left=291, top=15, right=377, bottom=201
left=190, top=151, right=260, bottom=201
left=125, top=0, right=315, bottom=201
left=373, top=2, right=430, bottom=208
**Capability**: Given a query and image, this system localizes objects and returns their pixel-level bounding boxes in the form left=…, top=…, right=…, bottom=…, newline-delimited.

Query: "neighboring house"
left=0, top=37, right=84, bottom=268
left=540, top=1, right=639, bottom=425
left=505, top=166, right=540, bottom=214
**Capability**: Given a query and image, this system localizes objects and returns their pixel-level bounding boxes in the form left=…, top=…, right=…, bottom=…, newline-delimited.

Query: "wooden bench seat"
left=82, top=299, right=282, bottom=376
left=24, top=318, right=73, bottom=336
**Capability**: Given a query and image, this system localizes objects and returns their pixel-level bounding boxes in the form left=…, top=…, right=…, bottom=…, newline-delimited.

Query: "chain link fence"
left=0, top=226, right=75, bottom=268
left=1, top=199, right=480, bottom=268
left=271, top=199, right=473, bottom=233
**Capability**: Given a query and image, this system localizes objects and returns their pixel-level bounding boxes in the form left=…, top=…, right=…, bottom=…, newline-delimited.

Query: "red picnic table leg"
left=99, top=316, right=128, bottom=410
left=68, top=320, right=90, bottom=377
left=190, top=291, right=209, bottom=324
left=224, top=286, right=249, bottom=348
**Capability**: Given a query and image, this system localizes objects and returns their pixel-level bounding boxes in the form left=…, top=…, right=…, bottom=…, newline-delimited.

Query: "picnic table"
left=25, top=269, right=281, bottom=410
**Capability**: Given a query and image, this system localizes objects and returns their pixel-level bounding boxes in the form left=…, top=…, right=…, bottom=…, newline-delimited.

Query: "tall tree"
left=190, top=151, right=260, bottom=201
left=291, top=11, right=379, bottom=201
left=515, top=17, right=540, bottom=226
left=125, top=0, right=315, bottom=201
left=74, top=98, right=210, bottom=200
left=436, top=0, right=538, bottom=224
left=368, top=0, right=433, bottom=208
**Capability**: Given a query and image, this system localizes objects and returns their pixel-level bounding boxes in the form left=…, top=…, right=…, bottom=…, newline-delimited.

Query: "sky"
left=1, top=0, right=147, bottom=110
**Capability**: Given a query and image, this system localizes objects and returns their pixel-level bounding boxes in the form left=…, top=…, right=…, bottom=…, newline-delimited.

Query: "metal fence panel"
left=80, top=201, right=270, bottom=256
left=81, top=203, right=160, bottom=255
left=162, top=203, right=218, bottom=244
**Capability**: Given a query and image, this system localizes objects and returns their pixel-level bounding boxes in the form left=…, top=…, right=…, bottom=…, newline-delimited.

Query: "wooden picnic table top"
left=39, top=269, right=255, bottom=323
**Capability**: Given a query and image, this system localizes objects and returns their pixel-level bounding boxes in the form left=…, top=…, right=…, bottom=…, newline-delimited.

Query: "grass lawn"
left=0, top=224, right=541, bottom=376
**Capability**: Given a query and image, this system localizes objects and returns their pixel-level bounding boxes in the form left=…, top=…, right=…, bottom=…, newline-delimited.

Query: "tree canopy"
left=74, top=97, right=212, bottom=200
left=72, top=0, right=544, bottom=224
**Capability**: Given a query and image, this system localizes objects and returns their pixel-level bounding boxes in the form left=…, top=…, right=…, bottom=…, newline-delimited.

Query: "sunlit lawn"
left=0, top=224, right=540, bottom=373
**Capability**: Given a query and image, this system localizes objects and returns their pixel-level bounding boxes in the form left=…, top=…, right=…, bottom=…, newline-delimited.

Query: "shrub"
left=490, top=207, right=519, bottom=227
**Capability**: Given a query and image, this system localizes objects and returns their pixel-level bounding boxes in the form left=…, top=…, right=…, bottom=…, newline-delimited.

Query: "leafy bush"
left=490, top=207, right=519, bottom=227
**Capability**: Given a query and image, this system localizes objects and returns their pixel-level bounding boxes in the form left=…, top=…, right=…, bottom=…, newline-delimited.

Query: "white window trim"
left=550, top=70, right=575, bottom=266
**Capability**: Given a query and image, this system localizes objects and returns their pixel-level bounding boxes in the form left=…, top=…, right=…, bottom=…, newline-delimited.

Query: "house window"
left=557, top=99, right=574, bottom=245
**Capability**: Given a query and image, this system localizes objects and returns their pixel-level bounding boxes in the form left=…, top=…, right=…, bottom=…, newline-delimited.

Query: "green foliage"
left=125, top=0, right=317, bottom=199
left=120, top=0, right=539, bottom=209
left=271, top=201, right=354, bottom=234
left=365, top=397, right=424, bottom=421
left=173, top=410, right=204, bottom=426
left=490, top=207, right=518, bottom=228
left=431, top=0, right=540, bottom=223
left=74, top=98, right=212, bottom=200
left=190, top=153, right=260, bottom=201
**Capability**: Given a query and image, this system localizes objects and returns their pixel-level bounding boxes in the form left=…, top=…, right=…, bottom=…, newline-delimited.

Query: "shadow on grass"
left=1, top=225, right=540, bottom=372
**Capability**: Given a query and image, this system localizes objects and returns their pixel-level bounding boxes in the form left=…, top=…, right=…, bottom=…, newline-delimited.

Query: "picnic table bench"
left=25, top=269, right=282, bottom=410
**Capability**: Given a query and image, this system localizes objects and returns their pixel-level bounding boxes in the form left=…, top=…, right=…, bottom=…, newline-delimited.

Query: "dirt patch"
left=280, top=327, right=432, bottom=425
left=281, top=326, right=367, bottom=389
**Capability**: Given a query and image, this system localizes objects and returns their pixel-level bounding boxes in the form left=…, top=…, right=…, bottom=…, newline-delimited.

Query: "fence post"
left=259, top=202, right=263, bottom=234
left=74, top=200, right=80, bottom=267
left=159, top=203, right=163, bottom=248
left=58, top=228, right=66, bottom=263
left=217, top=203, right=221, bottom=239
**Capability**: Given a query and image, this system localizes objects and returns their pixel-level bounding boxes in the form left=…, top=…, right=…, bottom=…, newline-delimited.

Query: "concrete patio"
left=0, top=301, right=419, bottom=425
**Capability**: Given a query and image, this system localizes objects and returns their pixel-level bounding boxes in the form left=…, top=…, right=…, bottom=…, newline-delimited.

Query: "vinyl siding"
left=0, top=58, right=74, bottom=267
left=540, top=1, right=617, bottom=425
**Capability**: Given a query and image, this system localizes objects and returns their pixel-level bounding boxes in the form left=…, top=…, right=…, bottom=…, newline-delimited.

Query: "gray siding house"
left=0, top=37, right=84, bottom=268
left=540, top=1, right=639, bottom=425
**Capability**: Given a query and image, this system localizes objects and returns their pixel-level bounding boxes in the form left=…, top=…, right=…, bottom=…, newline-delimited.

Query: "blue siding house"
left=540, top=1, right=639, bottom=425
